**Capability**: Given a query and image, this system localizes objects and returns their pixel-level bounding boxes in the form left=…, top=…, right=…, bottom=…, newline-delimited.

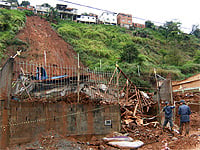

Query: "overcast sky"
left=18, top=0, right=200, bottom=33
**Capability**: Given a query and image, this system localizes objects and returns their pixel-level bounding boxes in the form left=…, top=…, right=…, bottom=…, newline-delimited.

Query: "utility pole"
left=169, top=75, right=175, bottom=122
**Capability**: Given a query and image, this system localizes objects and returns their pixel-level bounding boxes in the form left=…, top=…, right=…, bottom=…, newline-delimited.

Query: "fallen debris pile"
left=173, top=92, right=200, bottom=102
left=9, top=130, right=87, bottom=150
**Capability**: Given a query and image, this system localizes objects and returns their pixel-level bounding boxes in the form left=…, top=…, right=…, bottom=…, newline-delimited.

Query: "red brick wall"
left=117, top=13, right=132, bottom=26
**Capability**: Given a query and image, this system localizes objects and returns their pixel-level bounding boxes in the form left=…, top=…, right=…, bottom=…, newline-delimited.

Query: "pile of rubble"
left=173, top=92, right=200, bottom=102
left=9, top=130, right=87, bottom=150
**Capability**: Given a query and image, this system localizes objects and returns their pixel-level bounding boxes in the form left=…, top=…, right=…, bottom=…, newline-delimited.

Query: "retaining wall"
left=1, top=101, right=120, bottom=147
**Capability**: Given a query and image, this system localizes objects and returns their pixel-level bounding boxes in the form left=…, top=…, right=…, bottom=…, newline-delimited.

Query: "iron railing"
left=11, top=61, right=120, bottom=102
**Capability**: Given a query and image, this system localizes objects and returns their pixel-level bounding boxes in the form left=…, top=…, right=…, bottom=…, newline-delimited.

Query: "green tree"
left=133, top=28, right=148, bottom=38
left=46, top=7, right=59, bottom=22
left=0, top=10, right=11, bottom=31
left=191, top=25, right=200, bottom=38
left=120, top=42, right=140, bottom=63
left=20, top=1, right=30, bottom=6
left=41, top=3, right=51, bottom=7
left=166, top=46, right=184, bottom=66
left=145, top=20, right=154, bottom=29
left=194, top=50, right=200, bottom=63
left=162, top=21, right=182, bottom=40
left=159, top=49, right=168, bottom=64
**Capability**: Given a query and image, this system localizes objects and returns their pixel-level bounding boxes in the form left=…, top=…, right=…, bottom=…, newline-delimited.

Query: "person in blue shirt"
left=163, top=101, right=175, bottom=131
left=178, top=99, right=191, bottom=136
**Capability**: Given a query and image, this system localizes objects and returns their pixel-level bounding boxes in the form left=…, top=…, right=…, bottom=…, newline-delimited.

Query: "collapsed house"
left=0, top=57, right=157, bottom=149
left=0, top=58, right=199, bottom=149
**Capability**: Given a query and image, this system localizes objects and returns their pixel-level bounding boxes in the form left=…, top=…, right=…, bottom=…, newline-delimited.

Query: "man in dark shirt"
left=163, top=101, right=175, bottom=131
left=178, top=99, right=191, bottom=136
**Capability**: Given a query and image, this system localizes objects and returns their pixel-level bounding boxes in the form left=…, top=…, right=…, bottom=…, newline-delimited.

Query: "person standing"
left=178, top=99, right=191, bottom=136
left=163, top=101, right=175, bottom=131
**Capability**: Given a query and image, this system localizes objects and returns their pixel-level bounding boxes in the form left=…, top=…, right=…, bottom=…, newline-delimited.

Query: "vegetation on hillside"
left=1, top=9, right=200, bottom=89
left=0, top=9, right=27, bottom=60
left=52, top=20, right=200, bottom=87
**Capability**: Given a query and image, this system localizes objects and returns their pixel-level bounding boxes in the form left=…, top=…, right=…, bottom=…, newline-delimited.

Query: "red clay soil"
left=4, top=16, right=83, bottom=67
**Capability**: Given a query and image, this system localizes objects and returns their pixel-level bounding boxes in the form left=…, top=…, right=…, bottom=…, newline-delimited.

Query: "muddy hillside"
left=7, top=16, right=83, bottom=66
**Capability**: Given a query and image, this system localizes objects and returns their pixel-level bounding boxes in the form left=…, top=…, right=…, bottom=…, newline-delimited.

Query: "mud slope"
left=14, top=16, right=83, bottom=66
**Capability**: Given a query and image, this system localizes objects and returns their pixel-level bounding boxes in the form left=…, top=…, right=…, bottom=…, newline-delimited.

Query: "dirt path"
left=6, top=16, right=83, bottom=67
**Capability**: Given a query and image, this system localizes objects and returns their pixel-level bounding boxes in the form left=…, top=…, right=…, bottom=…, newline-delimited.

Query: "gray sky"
left=18, top=0, right=200, bottom=33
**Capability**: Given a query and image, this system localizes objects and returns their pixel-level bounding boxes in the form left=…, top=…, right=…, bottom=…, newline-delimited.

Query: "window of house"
left=128, top=20, right=131, bottom=23
left=122, top=19, right=125, bottom=22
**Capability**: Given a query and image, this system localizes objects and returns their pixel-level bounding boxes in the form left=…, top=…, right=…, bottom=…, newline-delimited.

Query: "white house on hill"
left=76, top=15, right=97, bottom=24
left=98, top=12, right=117, bottom=25
left=0, top=1, right=11, bottom=9
left=35, top=5, right=50, bottom=14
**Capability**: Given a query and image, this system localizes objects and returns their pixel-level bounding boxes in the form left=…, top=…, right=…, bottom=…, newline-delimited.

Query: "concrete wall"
left=0, top=58, right=14, bottom=149
left=159, top=79, right=173, bottom=103
left=5, top=101, right=120, bottom=146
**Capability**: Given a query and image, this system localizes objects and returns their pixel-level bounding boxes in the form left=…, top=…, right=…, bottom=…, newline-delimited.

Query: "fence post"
left=77, top=53, right=80, bottom=103
left=154, top=68, right=161, bottom=124
left=117, top=69, right=119, bottom=103
left=169, top=77, right=175, bottom=122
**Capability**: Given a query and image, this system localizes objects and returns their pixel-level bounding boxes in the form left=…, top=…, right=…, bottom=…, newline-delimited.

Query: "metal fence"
left=11, top=61, right=120, bottom=102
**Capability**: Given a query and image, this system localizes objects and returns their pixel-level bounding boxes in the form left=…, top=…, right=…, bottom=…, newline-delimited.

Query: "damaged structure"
left=0, top=58, right=199, bottom=149
left=0, top=56, right=157, bottom=149
left=0, top=58, right=122, bottom=149
left=3, top=55, right=199, bottom=149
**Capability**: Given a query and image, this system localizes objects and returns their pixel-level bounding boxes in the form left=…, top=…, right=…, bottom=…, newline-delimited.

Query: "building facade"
left=0, top=1, right=11, bottom=9
left=17, top=5, right=35, bottom=12
left=35, top=5, right=50, bottom=15
left=98, top=12, right=117, bottom=25
left=172, top=73, right=200, bottom=93
left=56, top=4, right=78, bottom=20
left=117, top=13, right=132, bottom=29
left=77, top=13, right=97, bottom=24
left=133, top=22, right=146, bottom=28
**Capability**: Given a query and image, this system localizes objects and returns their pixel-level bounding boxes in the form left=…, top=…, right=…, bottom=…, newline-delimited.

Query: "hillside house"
left=10, top=2, right=18, bottom=10
left=98, top=12, right=117, bottom=25
left=0, top=1, right=11, bottom=9
left=117, top=13, right=132, bottom=29
left=17, top=5, right=35, bottom=12
left=133, top=22, right=146, bottom=29
left=56, top=4, right=78, bottom=20
left=35, top=5, right=50, bottom=15
left=77, top=13, right=97, bottom=24
left=172, top=73, right=200, bottom=93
